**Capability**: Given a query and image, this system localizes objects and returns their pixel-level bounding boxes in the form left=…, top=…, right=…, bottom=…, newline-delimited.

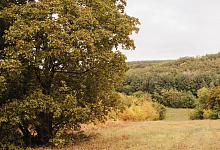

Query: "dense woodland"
left=118, top=53, right=220, bottom=110
left=119, top=53, right=220, bottom=96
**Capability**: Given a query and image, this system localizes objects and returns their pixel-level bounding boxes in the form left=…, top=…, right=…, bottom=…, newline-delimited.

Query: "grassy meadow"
left=165, top=108, right=191, bottom=121
left=35, top=108, right=220, bottom=150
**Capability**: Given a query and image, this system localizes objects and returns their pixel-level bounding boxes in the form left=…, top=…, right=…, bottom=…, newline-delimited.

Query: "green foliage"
left=208, top=86, right=220, bottom=110
left=203, top=109, right=219, bottom=120
left=118, top=93, right=136, bottom=108
left=209, top=110, right=219, bottom=119
left=0, top=0, right=140, bottom=147
left=153, top=89, right=196, bottom=108
left=189, top=86, right=220, bottom=120
left=197, top=87, right=211, bottom=109
left=152, top=102, right=166, bottom=120
left=49, top=130, right=88, bottom=147
left=161, top=89, right=183, bottom=108
left=120, top=53, right=220, bottom=97
left=118, top=101, right=159, bottom=121
left=152, top=92, right=163, bottom=104
left=132, top=91, right=146, bottom=98
left=189, top=107, right=204, bottom=120
left=127, top=53, right=220, bottom=75
left=180, top=91, right=196, bottom=108
left=0, top=90, right=91, bottom=145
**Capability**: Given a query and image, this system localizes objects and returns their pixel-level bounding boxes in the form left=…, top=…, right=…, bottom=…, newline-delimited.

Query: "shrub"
left=189, top=107, right=204, bottom=120
left=189, top=86, right=220, bottom=120
left=118, top=93, right=136, bottom=108
left=118, top=101, right=159, bottom=121
left=208, top=86, right=220, bottom=110
left=152, top=92, right=163, bottom=104
left=209, top=110, right=219, bottom=119
left=117, top=93, right=166, bottom=121
left=141, top=101, right=159, bottom=121
left=197, top=87, right=211, bottom=109
left=203, top=109, right=219, bottom=120
left=203, top=109, right=212, bottom=119
left=152, top=102, right=167, bottom=120
left=132, top=91, right=148, bottom=98
left=159, top=89, right=196, bottom=108
left=161, top=89, right=183, bottom=108
left=181, top=91, right=196, bottom=108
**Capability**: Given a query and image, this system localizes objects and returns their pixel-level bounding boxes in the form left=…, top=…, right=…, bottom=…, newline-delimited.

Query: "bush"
left=189, top=107, right=204, bottom=120
left=181, top=91, right=196, bottom=108
left=161, top=89, right=183, bottom=108
left=118, top=101, right=159, bottom=121
left=141, top=101, right=159, bottom=121
left=132, top=91, right=147, bottom=98
left=189, top=86, right=220, bottom=120
left=117, top=93, right=166, bottom=121
left=201, top=109, right=219, bottom=120
left=209, top=110, right=219, bottom=119
left=118, top=93, right=137, bottom=108
left=158, top=89, right=196, bottom=108
left=152, top=102, right=167, bottom=120
left=152, top=92, right=163, bottom=104
left=197, top=87, right=211, bottom=109
left=203, top=109, right=212, bottom=119
left=208, top=86, right=220, bottom=110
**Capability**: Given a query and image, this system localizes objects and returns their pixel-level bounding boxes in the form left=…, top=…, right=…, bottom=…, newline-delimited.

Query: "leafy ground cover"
left=34, top=109, right=220, bottom=150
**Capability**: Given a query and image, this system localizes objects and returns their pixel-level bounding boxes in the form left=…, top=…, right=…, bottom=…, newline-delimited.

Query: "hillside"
left=126, top=52, right=220, bottom=75
left=119, top=52, right=220, bottom=96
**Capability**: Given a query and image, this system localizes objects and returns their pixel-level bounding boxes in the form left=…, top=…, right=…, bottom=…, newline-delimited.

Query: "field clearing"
left=35, top=109, right=220, bottom=150
left=165, top=108, right=191, bottom=121
left=64, top=120, right=220, bottom=150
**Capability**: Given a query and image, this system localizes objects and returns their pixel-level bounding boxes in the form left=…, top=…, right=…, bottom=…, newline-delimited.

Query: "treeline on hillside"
left=126, top=52, right=220, bottom=74
left=118, top=52, right=220, bottom=109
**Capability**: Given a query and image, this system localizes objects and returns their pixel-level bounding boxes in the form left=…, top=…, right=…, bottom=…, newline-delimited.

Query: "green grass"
left=34, top=109, right=220, bottom=150
left=165, top=108, right=191, bottom=121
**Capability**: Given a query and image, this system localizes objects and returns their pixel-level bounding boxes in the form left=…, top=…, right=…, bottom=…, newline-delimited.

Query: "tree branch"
left=54, top=67, right=95, bottom=75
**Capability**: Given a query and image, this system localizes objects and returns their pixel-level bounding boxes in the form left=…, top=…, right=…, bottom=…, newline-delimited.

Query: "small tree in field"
left=208, top=86, right=220, bottom=110
left=197, top=87, right=211, bottom=109
left=0, top=0, right=140, bottom=146
left=189, top=86, right=220, bottom=120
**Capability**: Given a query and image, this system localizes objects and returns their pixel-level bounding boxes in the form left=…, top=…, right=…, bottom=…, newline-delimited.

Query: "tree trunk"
left=19, top=124, right=31, bottom=146
left=35, top=56, right=54, bottom=144
left=36, top=113, right=53, bottom=144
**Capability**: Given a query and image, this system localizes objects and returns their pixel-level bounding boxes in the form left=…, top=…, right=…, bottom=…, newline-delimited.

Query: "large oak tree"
left=0, top=0, right=139, bottom=146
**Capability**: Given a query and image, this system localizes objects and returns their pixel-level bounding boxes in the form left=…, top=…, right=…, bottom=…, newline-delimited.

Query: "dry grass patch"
left=61, top=120, right=220, bottom=150
left=33, top=109, right=220, bottom=150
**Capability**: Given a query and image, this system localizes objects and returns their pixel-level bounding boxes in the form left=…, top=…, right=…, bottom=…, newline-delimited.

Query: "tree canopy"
left=120, top=53, right=220, bottom=96
left=0, top=0, right=140, bottom=147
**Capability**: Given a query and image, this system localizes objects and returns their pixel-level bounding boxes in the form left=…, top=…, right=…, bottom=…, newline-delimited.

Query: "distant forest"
left=118, top=52, right=220, bottom=108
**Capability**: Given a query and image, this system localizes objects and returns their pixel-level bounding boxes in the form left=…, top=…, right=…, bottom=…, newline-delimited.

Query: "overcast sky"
left=121, top=0, right=220, bottom=61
